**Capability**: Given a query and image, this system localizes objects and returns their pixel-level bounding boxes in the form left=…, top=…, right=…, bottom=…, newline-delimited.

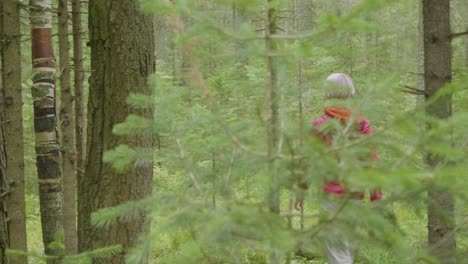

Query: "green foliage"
left=8, top=233, right=121, bottom=264
left=112, top=115, right=155, bottom=136
left=93, top=0, right=468, bottom=262
left=104, top=145, right=154, bottom=173
left=17, top=0, right=468, bottom=263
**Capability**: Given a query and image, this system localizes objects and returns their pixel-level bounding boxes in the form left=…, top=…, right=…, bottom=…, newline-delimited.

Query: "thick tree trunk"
left=422, top=1, right=456, bottom=263
left=58, top=0, right=78, bottom=255
left=78, top=0, right=155, bottom=263
left=30, top=0, right=64, bottom=262
left=72, top=0, right=86, bottom=216
left=0, top=0, right=28, bottom=263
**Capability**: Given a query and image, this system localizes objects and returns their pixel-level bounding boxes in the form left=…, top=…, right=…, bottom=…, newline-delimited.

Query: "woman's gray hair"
left=325, top=73, right=356, bottom=99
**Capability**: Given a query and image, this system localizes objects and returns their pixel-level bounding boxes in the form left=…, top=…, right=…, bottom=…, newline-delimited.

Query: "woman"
left=295, top=73, right=381, bottom=264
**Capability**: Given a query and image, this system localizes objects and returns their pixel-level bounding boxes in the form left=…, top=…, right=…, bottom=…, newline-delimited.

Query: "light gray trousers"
left=325, top=239, right=354, bottom=264
left=321, top=200, right=362, bottom=264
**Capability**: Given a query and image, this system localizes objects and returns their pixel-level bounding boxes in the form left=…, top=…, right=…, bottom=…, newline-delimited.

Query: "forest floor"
left=26, top=191, right=467, bottom=264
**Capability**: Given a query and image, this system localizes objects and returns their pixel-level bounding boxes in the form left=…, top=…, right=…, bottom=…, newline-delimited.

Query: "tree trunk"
left=72, top=0, right=86, bottom=219
left=155, top=17, right=168, bottom=62
left=0, top=13, right=9, bottom=263
left=58, top=0, right=78, bottom=255
left=78, top=0, right=155, bottom=263
left=0, top=137, right=8, bottom=263
left=0, top=91, right=9, bottom=264
left=0, top=0, right=28, bottom=263
left=465, top=37, right=468, bottom=67
left=265, top=1, right=281, bottom=262
left=30, top=0, right=64, bottom=262
left=294, top=0, right=313, bottom=143
left=422, top=1, right=456, bottom=263
left=293, top=0, right=313, bottom=232
left=266, top=0, right=280, bottom=215
left=417, top=0, right=425, bottom=103
left=0, top=34, right=5, bottom=264
left=180, top=17, right=192, bottom=88
left=295, top=0, right=314, bottom=32
left=464, top=20, right=468, bottom=68
left=233, top=3, right=249, bottom=67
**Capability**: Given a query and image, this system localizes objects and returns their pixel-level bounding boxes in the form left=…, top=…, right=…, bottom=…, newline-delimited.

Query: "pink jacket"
left=313, top=112, right=382, bottom=202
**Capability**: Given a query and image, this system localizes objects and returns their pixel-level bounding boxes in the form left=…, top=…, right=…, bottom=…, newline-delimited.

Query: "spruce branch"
left=450, top=30, right=468, bottom=40
left=400, top=84, right=426, bottom=96
left=175, top=137, right=204, bottom=194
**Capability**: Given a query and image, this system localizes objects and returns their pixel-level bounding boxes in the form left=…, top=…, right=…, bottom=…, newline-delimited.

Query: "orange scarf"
left=325, top=105, right=364, bottom=124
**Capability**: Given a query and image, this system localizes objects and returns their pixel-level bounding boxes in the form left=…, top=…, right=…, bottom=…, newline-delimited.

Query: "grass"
left=24, top=191, right=466, bottom=264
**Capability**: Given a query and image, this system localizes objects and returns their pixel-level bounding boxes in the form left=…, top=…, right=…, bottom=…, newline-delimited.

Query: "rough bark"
left=30, top=0, right=64, bottom=262
left=0, top=17, right=9, bottom=264
left=58, top=0, right=78, bottom=255
left=72, top=0, right=86, bottom=219
left=422, top=1, right=456, bottom=263
left=78, top=0, right=155, bottom=263
left=0, top=0, right=28, bottom=263
left=0, top=88, right=9, bottom=264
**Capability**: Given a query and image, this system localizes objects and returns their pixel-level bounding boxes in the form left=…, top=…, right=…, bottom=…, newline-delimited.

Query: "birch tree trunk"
left=422, top=1, right=456, bottom=263
left=0, top=0, right=28, bottom=263
left=72, top=0, right=86, bottom=211
left=78, top=0, right=155, bottom=263
left=30, top=0, right=64, bottom=261
left=58, top=0, right=78, bottom=254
